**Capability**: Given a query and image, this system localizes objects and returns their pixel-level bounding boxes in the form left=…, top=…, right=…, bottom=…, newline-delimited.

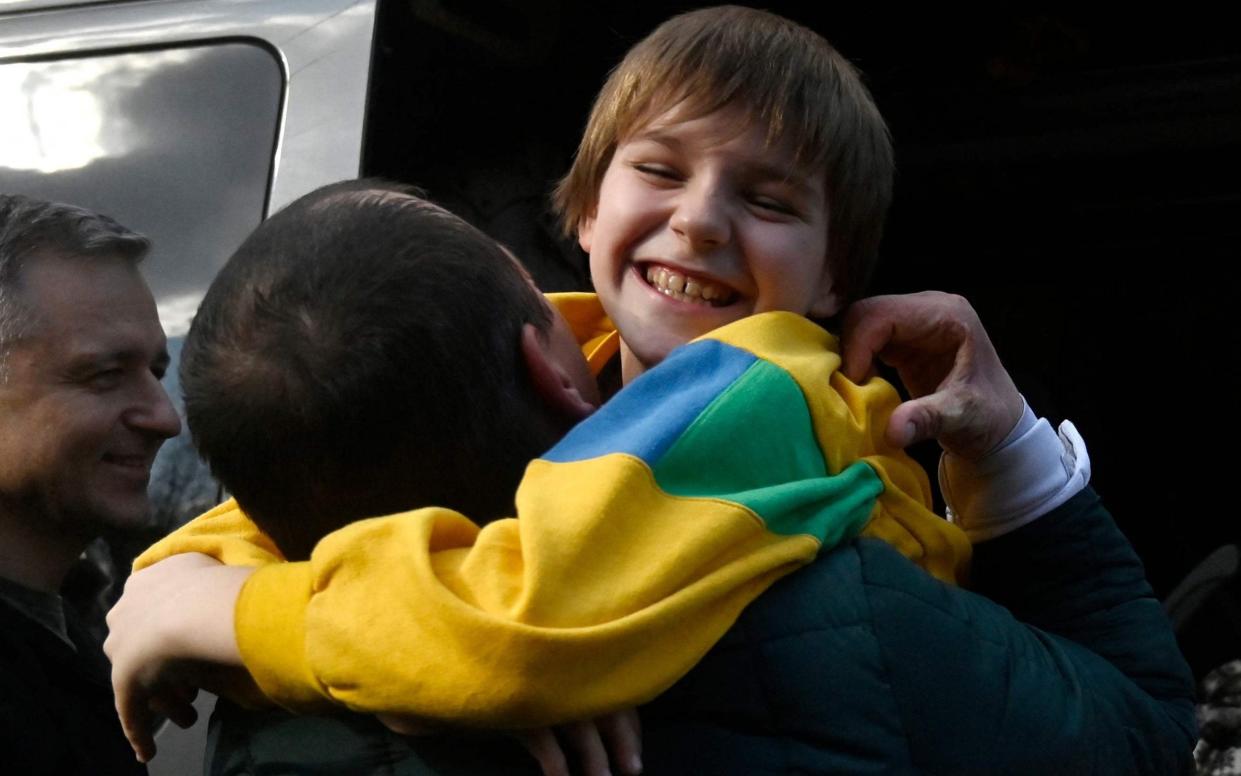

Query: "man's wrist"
left=940, top=398, right=1091, bottom=541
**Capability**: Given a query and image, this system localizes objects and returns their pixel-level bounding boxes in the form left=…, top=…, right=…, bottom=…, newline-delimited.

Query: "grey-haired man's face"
left=0, top=253, right=181, bottom=534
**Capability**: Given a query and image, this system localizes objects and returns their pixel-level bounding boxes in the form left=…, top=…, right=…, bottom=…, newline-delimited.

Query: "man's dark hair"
left=181, top=179, right=562, bottom=560
left=0, top=194, right=150, bottom=368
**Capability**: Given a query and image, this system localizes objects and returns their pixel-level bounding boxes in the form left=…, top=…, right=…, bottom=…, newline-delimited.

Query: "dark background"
left=360, top=1, right=1241, bottom=677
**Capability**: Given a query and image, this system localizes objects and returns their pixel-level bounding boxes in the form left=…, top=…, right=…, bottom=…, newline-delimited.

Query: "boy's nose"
left=670, top=182, right=731, bottom=251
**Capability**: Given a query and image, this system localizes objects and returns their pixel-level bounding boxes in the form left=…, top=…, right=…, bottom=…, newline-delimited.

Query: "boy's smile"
left=579, top=104, right=839, bottom=381
left=641, top=263, right=736, bottom=306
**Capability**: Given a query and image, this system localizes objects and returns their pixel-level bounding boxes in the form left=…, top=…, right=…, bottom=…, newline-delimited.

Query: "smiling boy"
left=555, top=4, right=891, bottom=381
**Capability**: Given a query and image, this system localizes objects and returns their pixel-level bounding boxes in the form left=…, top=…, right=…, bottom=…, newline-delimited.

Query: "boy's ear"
left=520, top=324, right=598, bottom=422
left=577, top=213, right=595, bottom=254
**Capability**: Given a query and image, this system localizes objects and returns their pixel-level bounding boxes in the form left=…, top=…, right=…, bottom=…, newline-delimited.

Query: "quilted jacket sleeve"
left=867, top=487, right=1196, bottom=774
left=635, top=487, right=1194, bottom=774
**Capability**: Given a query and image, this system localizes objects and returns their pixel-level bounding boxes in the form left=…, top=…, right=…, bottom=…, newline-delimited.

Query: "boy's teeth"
left=644, top=266, right=733, bottom=306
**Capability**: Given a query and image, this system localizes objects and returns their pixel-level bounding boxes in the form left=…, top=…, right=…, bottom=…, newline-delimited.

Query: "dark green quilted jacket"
left=207, top=488, right=1196, bottom=775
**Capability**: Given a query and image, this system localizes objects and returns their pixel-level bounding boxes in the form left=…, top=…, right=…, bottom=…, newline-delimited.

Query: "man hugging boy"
left=108, top=6, right=1194, bottom=774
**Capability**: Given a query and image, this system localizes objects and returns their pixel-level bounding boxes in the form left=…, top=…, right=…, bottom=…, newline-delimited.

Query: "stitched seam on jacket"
left=859, top=564, right=921, bottom=774
left=736, top=609, right=798, bottom=774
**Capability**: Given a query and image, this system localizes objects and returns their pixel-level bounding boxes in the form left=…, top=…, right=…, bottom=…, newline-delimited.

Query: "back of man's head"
left=182, top=180, right=560, bottom=560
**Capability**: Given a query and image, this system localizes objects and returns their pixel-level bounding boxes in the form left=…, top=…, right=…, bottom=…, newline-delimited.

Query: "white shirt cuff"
left=940, top=399, right=1091, bottom=542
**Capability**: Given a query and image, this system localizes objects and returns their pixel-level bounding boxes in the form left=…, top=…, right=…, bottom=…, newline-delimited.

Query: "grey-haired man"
left=0, top=194, right=180, bottom=775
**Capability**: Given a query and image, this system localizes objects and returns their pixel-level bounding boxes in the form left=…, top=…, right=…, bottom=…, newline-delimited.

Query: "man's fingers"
left=847, top=291, right=1024, bottom=456
left=887, top=394, right=951, bottom=450
left=888, top=388, right=989, bottom=450
left=839, top=297, right=894, bottom=382
left=517, top=728, right=570, bottom=776
left=891, top=388, right=1017, bottom=459
left=842, top=292, right=978, bottom=385
left=597, top=709, right=643, bottom=775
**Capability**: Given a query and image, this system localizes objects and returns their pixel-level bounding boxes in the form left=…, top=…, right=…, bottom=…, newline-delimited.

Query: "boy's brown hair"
left=555, top=5, right=893, bottom=301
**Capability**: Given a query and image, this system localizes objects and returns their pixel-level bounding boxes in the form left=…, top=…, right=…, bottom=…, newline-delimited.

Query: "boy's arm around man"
left=120, top=306, right=952, bottom=727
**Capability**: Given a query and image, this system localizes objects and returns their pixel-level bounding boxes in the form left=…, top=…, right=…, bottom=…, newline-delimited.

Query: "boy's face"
left=579, top=104, right=838, bottom=378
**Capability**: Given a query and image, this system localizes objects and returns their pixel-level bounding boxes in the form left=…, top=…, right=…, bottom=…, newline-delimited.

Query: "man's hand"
left=104, top=553, right=255, bottom=763
left=841, top=292, right=1023, bottom=459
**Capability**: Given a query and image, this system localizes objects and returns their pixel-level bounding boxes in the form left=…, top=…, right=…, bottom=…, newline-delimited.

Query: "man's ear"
left=808, top=272, right=842, bottom=319
left=520, top=324, right=597, bottom=422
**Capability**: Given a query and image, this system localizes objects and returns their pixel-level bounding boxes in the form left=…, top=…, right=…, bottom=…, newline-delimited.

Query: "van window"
left=0, top=41, right=282, bottom=336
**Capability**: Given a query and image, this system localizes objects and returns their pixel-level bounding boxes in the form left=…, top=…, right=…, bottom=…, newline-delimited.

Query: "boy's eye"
left=748, top=195, right=797, bottom=217
left=633, top=163, right=682, bottom=182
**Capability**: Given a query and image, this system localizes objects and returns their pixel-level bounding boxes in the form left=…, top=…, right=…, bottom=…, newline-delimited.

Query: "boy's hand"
left=104, top=553, right=254, bottom=763
left=379, top=708, right=644, bottom=776
left=517, top=710, right=643, bottom=776
left=841, top=292, right=1023, bottom=459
